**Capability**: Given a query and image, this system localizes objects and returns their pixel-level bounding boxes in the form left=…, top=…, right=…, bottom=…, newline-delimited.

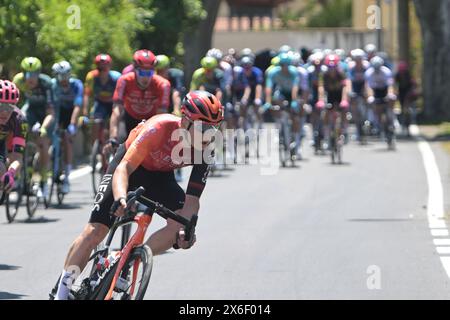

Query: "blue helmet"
left=278, top=53, right=292, bottom=66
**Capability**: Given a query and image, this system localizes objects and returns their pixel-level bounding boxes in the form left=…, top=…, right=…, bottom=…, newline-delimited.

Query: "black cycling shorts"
left=89, top=144, right=186, bottom=229
left=124, top=111, right=143, bottom=136
left=59, top=108, right=73, bottom=129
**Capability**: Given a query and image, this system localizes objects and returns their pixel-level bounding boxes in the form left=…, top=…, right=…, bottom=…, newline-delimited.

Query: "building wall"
left=352, top=0, right=399, bottom=58
left=213, top=28, right=377, bottom=52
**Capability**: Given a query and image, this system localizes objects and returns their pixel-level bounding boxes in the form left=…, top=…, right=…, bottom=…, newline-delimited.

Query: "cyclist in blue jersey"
left=264, top=53, right=302, bottom=158
left=232, top=60, right=251, bottom=130
left=291, top=52, right=310, bottom=159
left=83, top=54, right=121, bottom=146
left=348, top=49, right=371, bottom=142
left=51, top=61, right=84, bottom=194
left=240, top=56, right=264, bottom=130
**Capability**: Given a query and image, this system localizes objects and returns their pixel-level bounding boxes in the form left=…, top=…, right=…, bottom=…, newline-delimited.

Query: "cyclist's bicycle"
left=45, top=127, right=66, bottom=207
left=372, top=96, right=396, bottom=150
left=240, top=102, right=262, bottom=161
left=326, top=103, right=345, bottom=164
left=312, top=102, right=326, bottom=155
left=1, top=152, right=29, bottom=223
left=352, top=94, right=371, bottom=145
left=21, top=127, right=47, bottom=216
left=86, top=118, right=114, bottom=195
left=271, top=101, right=296, bottom=168
left=49, top=186, right=198, bottom=300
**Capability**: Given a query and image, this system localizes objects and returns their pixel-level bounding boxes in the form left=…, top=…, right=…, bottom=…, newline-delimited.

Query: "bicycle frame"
left=104, top=211, right=153, bottom=300
left=103, top=187, right=197, bottom=300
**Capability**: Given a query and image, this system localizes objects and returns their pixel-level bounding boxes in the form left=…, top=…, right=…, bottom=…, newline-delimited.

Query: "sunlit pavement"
left=0, top=125, right=449, bottom=299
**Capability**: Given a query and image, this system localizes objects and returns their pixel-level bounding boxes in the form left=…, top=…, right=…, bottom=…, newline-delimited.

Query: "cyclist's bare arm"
left=255, top=84, right=263, bottom=102
left=265, top=86, right=272, bottom=105
left=71, top=105, right=81, bottom=127
left=215, top=88, right=223, bottom=102
left=342, top=79, right=351, bottom=101
left=8, top=152, right=22, bottom=173
left=242, top=86, right=251, bottom=103
left=317, top=82, right=325, bottom=103
left=172, top=90, right=182, bottom=115
left=42, top=106, right=55, bottom=131
left=365, top=82, right=374, bottom=99
left=82, top=93, right=90, bottom=117
left=111, top=159, right=136, bottom=216
left=291, top=85, right=299, bottom=102
left=109, top=102, right=122, bottom=141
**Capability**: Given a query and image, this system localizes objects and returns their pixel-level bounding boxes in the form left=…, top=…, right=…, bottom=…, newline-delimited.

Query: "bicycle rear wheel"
left=94, top=245, right=153, bottom=300
left=91, top=140, right=103, bottom=195
left=25, top=145, right=40, bottom=217
left=6, top=176, right=24, bottom=223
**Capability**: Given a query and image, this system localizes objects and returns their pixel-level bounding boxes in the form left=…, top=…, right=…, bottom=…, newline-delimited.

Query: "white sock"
left=295, top=132, right=302, bottom=154
left=66, top=165, right=72, bottom=179
left=55, top=269, right=75, bottom=300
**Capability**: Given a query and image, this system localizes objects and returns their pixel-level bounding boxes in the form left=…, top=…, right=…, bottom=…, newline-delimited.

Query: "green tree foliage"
left=0, top=0, right=42, bottom=75
left=37, top=0, right=148, bottom=78
left=134, top=0, right=205, bottom=66
left=278, top=0, right=352, bottom=29
left=306, top=0, right=352, bottom=28
left=0, top=0, right=205, bottom=78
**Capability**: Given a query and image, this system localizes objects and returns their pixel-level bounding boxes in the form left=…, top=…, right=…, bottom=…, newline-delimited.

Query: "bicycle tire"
left=91, top=140, right=102, bottom=195
left=6, top=182, right=24, bottom=223
left=93, top=245, right=153, bottom=300
left=25, top=143, right=40, bottom=216
left=57, top=184, right=65, bottom=205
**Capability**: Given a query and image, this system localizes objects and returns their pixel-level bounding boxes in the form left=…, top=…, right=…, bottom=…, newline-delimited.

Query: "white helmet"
left=278, top=45, right=292, bottom=54
left=289, top=51, right=302, bottom=66
left=206, top=48, right=223, bottom=62
left=365, top=43, right=377, bottom=54
left=370, top=56, right=384, bottom=70
left=351, top=49, right=366, bottom=60
left=52, top=61, right=71, bottom=75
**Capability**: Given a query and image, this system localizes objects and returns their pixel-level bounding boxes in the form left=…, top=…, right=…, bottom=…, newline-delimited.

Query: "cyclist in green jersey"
left=13, top=57, right=54, bottom=198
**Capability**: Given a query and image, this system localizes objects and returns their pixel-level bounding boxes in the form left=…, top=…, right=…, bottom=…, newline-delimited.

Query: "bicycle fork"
left=105, top=214, right=152, bottom=300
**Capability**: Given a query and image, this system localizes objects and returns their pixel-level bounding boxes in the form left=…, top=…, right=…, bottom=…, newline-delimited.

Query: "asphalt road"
left=0, top=125, right=449, bottom=300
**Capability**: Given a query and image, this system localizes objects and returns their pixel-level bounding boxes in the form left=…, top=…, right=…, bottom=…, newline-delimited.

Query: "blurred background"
left=0, top=0, right=448, bottom=122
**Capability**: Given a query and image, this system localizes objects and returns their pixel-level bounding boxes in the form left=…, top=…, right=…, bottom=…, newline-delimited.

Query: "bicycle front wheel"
left=6, top=181, right=24, bottom=223
left=94, top=245, right=153, bottom=300
left=91, top=140, right=103, bottom=195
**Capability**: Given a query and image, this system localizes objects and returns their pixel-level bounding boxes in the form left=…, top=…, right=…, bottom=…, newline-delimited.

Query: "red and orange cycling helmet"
left=0, top=80, right=20, bottom=105
left=133, top=50, right=156, bottom=69
left=181, top=91, right=224, bottom=125
left=95, top=54, right=112, bottom=67
left=324, top=54, right=340, bottom=68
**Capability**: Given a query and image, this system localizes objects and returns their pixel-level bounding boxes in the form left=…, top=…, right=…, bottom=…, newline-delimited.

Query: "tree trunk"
left=398, top=0, right=410, bottom=63
left=183, top=0, right=221, bottom=88
left=413, top=0, right=450, bottom=121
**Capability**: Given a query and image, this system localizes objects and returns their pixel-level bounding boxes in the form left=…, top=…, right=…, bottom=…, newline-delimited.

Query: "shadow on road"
left=0, top=264, right=21, bottom=271
left=326, top=161, right=352, bottom=166
left=0, top=291, right=28, bottom=300
left=20, top=217, right=60, bottom=224
left=47, top=203, right=83, bottom=210
left=209, top=173, right=232, bottom=179
left=371, top=147, right=397, bottom=153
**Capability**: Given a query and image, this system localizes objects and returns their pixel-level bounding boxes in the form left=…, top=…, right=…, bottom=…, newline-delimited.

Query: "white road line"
left=68, top=166, right=92, bottom=180
left=413, top=124, right=449, bottom=277
left=440, top=257, right=450, bottom=278
left=436, top=247, right=450, bottom=255
left=432, top=229, right=449, bottom=237
left=433, top=239, right=450, bottom=246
